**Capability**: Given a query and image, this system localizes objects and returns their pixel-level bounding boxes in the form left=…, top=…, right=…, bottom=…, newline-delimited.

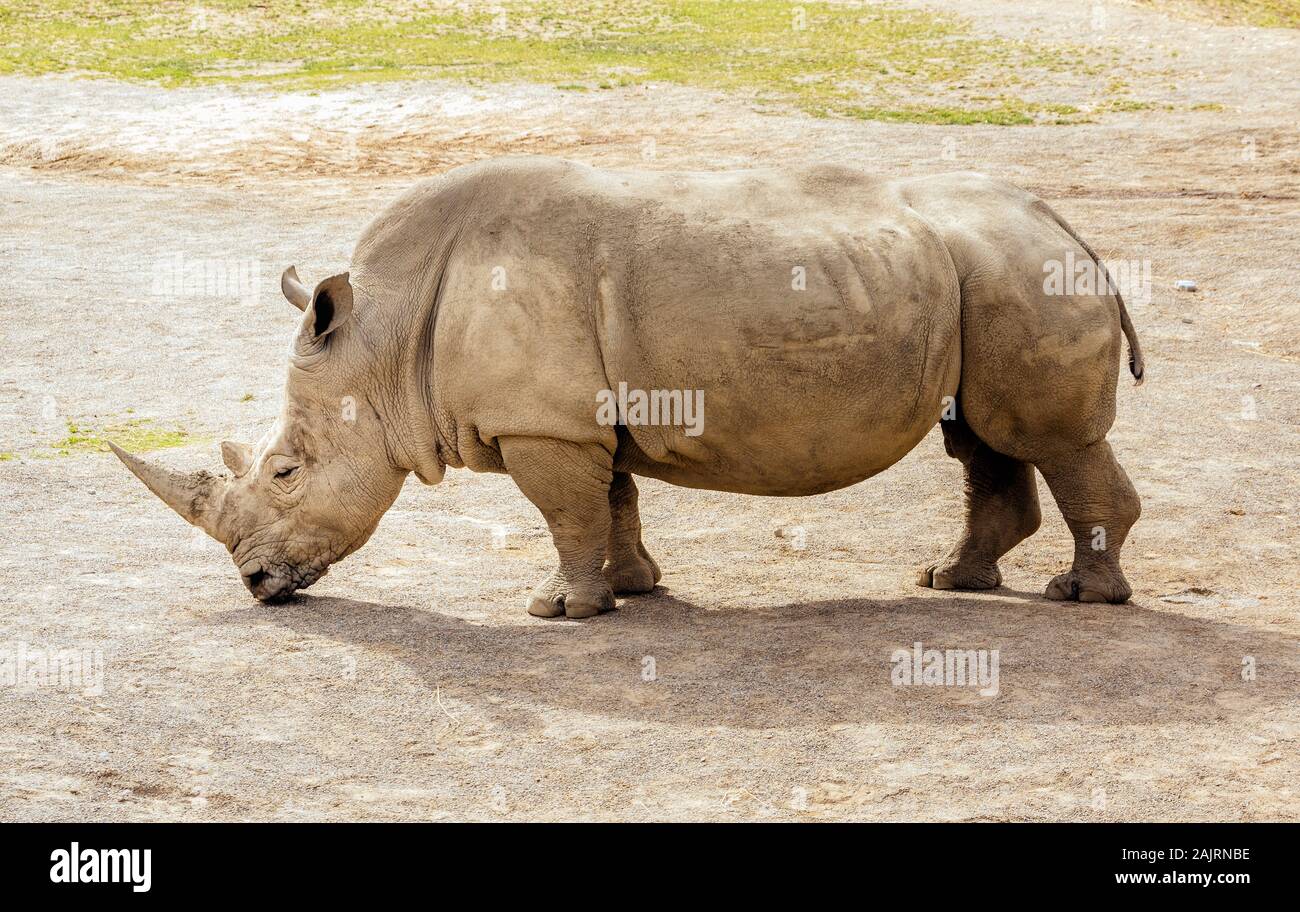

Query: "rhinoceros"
left=113, top=157, right=1145, bottom=616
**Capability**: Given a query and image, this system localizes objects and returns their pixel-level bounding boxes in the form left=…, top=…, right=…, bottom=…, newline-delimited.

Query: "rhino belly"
left=601, top=214, right=961, bottom=496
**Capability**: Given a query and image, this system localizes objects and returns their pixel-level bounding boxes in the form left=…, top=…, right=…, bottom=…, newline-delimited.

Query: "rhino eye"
left=274, top=466, right=299, bottom=480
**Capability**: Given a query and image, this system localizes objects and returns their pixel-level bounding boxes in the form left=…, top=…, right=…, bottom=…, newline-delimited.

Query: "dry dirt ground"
left=1, top=1, right=1297, bottom=821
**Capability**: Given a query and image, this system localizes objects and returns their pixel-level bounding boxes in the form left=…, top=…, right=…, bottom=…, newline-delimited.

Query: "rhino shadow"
left=212, top=588, right=1299, bottom=731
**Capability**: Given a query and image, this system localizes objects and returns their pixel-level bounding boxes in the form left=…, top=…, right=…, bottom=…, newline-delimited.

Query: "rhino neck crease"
left=366, top=265, right=449, bottom=486
left=352, top=177, right=477, bottom=485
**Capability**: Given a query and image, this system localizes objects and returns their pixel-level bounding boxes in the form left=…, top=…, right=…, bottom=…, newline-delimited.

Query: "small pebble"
left=1175, top=279, right=1198, bottom=292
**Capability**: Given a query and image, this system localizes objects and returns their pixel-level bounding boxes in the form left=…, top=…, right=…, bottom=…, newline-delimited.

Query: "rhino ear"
left=303, top=272, right=354, bottom=341
left=220, top=440, right=254, bottom=477
left=281, top=266, right=310, bottom=311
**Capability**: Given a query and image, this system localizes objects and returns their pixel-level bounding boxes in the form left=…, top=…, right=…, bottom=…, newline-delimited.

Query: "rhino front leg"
left=920, top=417, right=1042, bottom=590
left=500, top=436, right=616, bottom=619
left=604, top=473, right=661, bottom=594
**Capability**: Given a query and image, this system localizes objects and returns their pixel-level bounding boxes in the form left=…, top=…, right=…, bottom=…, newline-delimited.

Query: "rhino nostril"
left=245, top=569, right=269, bottom=591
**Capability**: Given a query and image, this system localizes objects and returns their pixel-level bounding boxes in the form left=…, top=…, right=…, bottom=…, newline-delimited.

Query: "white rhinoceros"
left=114, top=157, right=1144, bottom=616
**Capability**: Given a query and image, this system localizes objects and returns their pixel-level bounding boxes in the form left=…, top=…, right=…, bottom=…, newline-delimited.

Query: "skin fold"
left=114, top=156, right=1144, bottom=616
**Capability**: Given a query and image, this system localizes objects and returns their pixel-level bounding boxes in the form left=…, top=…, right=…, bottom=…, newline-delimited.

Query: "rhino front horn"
left=108, top=442, right=229, bottom=545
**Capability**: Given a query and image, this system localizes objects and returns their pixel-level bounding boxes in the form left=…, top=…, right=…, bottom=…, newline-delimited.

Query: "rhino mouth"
left=240, top=562, right=327, bottom=603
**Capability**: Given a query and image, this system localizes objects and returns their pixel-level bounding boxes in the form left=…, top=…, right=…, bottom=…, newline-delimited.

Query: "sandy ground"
left=1, top=1, right=1297, bottom=820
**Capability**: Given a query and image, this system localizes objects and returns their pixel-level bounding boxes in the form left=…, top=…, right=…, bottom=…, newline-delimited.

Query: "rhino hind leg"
left=919, top=416, right=1042, bottom=591
left=500, top=436, right=617, bottom=619
left=1035, top=440, right=1140, bottom=604
left=604, top=473, right=661, bottom=594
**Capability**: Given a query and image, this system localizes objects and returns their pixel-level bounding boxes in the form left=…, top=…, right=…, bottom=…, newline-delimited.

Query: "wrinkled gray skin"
left=115, top=156, right=1145, bottom=616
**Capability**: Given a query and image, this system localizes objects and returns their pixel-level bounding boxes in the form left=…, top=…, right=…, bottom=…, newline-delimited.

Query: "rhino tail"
left=1041, top=203, right=1145, bottom=385
left=1116, top=287, right=1145, bottom=386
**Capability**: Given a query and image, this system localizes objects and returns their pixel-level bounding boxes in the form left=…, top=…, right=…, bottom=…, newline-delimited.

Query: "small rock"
left=1228, top=508, right=1245, bottom=515
left=1175, top=279, right=1198, bottom=292
left=1181, top=317, right=1194, bottom=324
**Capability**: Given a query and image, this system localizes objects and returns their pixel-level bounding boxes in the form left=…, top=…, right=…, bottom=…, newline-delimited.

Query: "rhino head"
left=112, top=266, right=410, bottom=602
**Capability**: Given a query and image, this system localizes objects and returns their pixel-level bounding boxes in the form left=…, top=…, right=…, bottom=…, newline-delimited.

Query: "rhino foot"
left=604, top=544, right=661, bottom=594
left=917, top=560, right=1002, bottom=591
left=1044, top=568, right=1132, bottom=604
left=526, top=571, right=616, bottom=619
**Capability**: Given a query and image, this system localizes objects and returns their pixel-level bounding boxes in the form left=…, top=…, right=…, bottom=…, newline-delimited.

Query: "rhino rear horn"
left=108, top=442, right=230, bottom=545
left=220, top=440, right=254, bottom=477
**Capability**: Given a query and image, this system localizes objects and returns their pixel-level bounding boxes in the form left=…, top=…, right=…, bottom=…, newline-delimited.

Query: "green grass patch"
left=51, top=419, right=195, bottom=456
left=1103, top=98, right=1156, bottom=112
left=843, top=104, right=1034, bottom=126
left=0, top=0, right=1122, bottom=124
